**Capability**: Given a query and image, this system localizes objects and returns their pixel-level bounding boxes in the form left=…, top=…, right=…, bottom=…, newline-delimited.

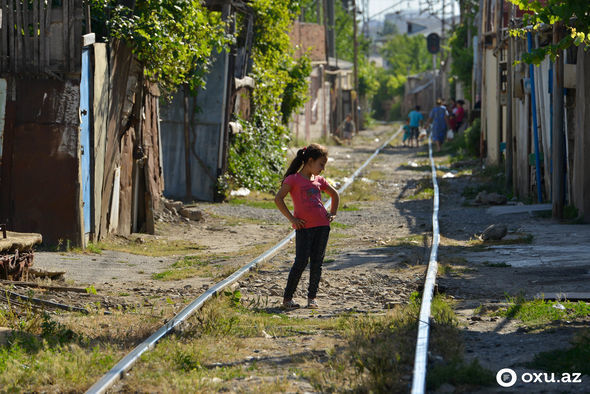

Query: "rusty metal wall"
left=0, top=78, right=81, bottom=245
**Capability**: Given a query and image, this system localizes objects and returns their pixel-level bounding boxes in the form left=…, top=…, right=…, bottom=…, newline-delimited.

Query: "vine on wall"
left=226, top=0, right=312, bottom=193
left=92, top=0, right=312, bottom=194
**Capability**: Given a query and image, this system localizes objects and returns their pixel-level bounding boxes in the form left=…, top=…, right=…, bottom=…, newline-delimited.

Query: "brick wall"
left=289, top=22, right=326, bottom=62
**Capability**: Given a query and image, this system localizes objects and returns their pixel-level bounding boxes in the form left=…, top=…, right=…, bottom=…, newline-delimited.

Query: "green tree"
left=509, top=0, right=590, bottom=64
left=227, top=0, right=312, bottom=193
left=90, top=0, right=231, bottom=95
left=449, top=15, right=477, bottom=100
left=381, top=34, right=431, bottom=76
left=371, top=34, right=430, bottom=121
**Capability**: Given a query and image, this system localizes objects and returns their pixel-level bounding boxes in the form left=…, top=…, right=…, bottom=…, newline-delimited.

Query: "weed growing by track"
left=0, top=305, right=123, bottom=391
left=113, top=291, right=491, bottom=392
left=96, top=235, right=204, bottom=257
left=494, top=295, right=590, bottom=327
left=526, top=329, right=590, bottom=376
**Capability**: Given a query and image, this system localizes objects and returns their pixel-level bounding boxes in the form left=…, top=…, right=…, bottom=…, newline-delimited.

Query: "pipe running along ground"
left=411, top=133, right=441, bottom=394
left=86, top=127, right=404, bottom=394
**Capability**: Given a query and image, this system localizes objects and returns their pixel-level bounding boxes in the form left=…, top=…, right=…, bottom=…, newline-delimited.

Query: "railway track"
left=86, top=128, right=441, bottom=394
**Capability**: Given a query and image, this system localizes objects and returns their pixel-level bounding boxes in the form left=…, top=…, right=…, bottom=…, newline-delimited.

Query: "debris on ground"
left=480, top=224, right=508, bottom=241
left=474, top=191, right=507, bottom=205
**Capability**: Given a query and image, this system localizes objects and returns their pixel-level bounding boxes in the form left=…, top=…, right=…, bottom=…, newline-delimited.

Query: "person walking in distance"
left=408, top=105, right=424, bottom=147
left=275, top=144, right=339, bottom=309
left=427, top=98, right=449, bottom=152
left=342, top=114, right=355, bottom=145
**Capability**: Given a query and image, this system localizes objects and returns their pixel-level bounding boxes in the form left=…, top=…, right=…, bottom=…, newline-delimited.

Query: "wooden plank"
left=33, top=0, right=39, bottom=71
left=1, top=0, right=6, bottom=70
left=0, top=231, right=42, bottom=252
left=39, top=0, right=45, bottom=69
left=43, top=0, right=51, bottom=68
left=99, top=40, right=132, bottom=239
left=73, top=0, right=82, bottom=70
left=14, top=0, right=21, bottom=71
left=21, top=0, right=30, bottom=69
left=62, top=0, right=67, bottom=70
left=92, top=43, right=108, bottom=238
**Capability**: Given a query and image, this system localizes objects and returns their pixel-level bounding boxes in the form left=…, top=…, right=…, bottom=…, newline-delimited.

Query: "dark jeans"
left=284, top=226, right=330, bottom=300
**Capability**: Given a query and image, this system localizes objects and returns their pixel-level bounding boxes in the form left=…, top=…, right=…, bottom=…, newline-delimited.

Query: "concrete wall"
left=484, top=49, right=500, bottom=165
left=291, top=68, right=330, bottom=142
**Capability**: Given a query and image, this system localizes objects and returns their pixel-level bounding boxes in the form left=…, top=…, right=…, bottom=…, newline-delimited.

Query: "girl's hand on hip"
left=290, top=217, right=306, bottom=230
left=326, top=213, right=336, bottom=222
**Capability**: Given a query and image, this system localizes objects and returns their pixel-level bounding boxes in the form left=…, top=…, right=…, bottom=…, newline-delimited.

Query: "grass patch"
left=152, top=241, right=279, bottom=281
left=461, top=164, right=512, bottom=201
left=340, top=203, right=360, bottom=211
left=404, top=177, right=435, bottom=200
left=111, top=290, right=472, bottom=392
left=330, top=221, right=350, bottom=229
left=526, top=329, right=590, bottom=376
left=364, top=169, right=387, bottom=181
left=228, top=198, right=277, bottom=210
left=309, top=292, right=465, bottom=392
left=427, top=359, right=494, bottom=391
left=495, top=295, right=590, bottom=326
left=323, top=166, right=353, bottom=180
left=152, top=255, right=210, bottom=281
left=0, top=305, right=129, bottom=392
left=342, top=178, right=381, bottom=202
left=97, top=236, right=204, bottom=257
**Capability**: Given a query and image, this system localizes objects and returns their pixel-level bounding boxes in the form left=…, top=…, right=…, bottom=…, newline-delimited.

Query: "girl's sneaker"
left=282, top=299, right=300, bottom=309
left=307, top=299, right=318, bottom=309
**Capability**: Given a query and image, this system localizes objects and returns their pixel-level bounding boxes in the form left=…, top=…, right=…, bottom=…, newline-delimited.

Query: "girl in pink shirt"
left=275, top=144, right=339, bottom=309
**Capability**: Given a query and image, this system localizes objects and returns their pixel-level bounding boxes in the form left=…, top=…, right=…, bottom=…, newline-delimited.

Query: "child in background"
left=408, top=105, right=424, bottom=148
left=275, top=144, right=340, bottom=310
left=342, top=114, right=355, bottom=145
left=402, top=119, right=412, bottom=147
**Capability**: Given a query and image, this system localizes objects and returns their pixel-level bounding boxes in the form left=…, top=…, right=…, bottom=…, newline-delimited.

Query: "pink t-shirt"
left=283, top=173, right=330, bottom=229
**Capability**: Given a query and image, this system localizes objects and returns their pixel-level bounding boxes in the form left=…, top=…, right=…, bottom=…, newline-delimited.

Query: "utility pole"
left=441, top=0, right=445, bottom=98
left=353, top=0, right=359, bottom=133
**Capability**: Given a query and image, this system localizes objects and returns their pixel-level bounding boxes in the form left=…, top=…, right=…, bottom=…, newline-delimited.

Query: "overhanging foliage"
left=509, top=0, right=590, bottom=64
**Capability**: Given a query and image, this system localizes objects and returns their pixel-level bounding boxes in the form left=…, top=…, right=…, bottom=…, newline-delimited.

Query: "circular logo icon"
left=496, top=368, right=517, bottom=387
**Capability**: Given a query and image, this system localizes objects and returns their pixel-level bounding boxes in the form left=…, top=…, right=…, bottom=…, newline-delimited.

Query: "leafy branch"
left=508, top=0, right=590, bottom=64
left=90, top=0, right=233, bottom=95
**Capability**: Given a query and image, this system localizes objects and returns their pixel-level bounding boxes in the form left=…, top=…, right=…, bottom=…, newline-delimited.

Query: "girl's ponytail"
left=283, top=148, right=306, bottom=180
left=282, top=144, right=329, bottom=182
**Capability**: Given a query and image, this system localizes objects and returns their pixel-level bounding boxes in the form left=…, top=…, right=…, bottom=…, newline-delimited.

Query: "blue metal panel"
left=80, top=48, right=92, bottom=233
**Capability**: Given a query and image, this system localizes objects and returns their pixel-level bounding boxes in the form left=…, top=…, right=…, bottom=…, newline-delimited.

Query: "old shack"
left=0, top=0, right=164, bottom=246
